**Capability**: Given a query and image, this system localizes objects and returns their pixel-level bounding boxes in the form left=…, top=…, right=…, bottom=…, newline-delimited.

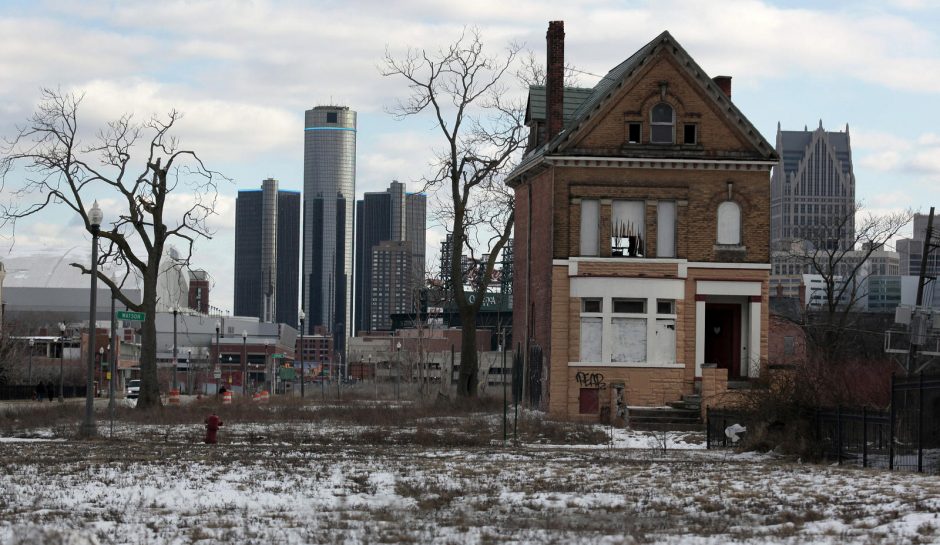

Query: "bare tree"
left=382, top=28, right=526, bottom=398
left=0, top=89, right=224, bottom=409
left=779, top=203, right=912, bottom=363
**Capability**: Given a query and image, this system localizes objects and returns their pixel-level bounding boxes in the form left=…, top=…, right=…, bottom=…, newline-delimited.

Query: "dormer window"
left=650, top=103, right=674, bottom=144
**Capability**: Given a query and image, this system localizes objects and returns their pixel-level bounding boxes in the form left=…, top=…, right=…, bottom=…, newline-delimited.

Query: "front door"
left=705, top=303, right=742, bottom=379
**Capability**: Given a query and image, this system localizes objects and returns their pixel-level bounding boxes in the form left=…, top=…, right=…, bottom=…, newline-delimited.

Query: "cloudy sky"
left=0, top=0, right=938, bottom=313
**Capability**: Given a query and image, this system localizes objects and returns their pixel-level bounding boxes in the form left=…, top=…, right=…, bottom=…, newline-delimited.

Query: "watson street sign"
left=116, top=310, right=146, bottom=321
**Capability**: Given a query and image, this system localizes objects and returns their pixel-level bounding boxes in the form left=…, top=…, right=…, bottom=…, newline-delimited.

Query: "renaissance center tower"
left=303, top=106, right=356, bottom=351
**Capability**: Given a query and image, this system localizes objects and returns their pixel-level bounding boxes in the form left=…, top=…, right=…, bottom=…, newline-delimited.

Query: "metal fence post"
left=862, top=406, right=868, bottom=468
left=705, top=406, right=711, bottom=450
left=836, top=405, right=843, bottom=466
left=918, top=372, right=924, bottom=473
left=889, top=373, right=895, bottom=471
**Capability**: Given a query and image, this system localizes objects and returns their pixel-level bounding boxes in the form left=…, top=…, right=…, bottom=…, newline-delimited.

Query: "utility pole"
left=909, top=207, right=936, bottom=374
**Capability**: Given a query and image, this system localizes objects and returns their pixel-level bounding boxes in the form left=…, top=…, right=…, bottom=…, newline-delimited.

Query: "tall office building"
left=233, top=179, right=300, bottom=327
left=771, top=121, right=855, bottom=250
left=303, top=106, right=356, bottom=350
left=897, top=213, right=940, bottom=278
left=770, top=122, right=855, bottom=296
left=354, top=181, right=426, bottom=333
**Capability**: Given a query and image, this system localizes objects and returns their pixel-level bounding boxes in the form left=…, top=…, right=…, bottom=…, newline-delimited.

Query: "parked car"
left=126, top=379, right=140, bottom=399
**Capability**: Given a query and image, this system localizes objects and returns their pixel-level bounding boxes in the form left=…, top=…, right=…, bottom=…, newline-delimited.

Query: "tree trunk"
left=136, top=263, right=162, bottom=409
left=456, top=312, right=478, bottom=397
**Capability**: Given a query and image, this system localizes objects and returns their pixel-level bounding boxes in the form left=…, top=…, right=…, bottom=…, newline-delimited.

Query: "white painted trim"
left=547, top=156, right=777, bottom=168
left=748, top=301, right=762, bottom=378
left=569, top=261, right=579, bottom=276
left=680, top=261, right=771, bottom=277
left=571, top=257, right=686, bottom=265
left=553, top=259, right=570, bottom=266
left=695, top=300, right=706, bottom=378
left=569, top=361, right=686, bottom=369
left=571, top=277, right=685, bottom=299
left=696, top=280, right=761, bottom=297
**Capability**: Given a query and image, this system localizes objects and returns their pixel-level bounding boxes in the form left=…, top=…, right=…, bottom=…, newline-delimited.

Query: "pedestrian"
left=46, top=381, right=54, bottom=402
left=35, top=381, right=45, bottom=402
left=204, top=412, right=223, bottom=444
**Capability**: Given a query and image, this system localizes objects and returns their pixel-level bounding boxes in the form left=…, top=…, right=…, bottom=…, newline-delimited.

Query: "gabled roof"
left=525, top=85, right=595, bottom=124
left=509, top=31, right=778, bottom=183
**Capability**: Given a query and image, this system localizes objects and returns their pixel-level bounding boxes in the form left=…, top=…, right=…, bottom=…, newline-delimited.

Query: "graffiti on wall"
left=575, top=371, right=606, bottom=389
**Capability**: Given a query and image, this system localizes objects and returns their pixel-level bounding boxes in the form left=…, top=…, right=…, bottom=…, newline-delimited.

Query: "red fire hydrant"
left=204, top=412, right=223, bottom=444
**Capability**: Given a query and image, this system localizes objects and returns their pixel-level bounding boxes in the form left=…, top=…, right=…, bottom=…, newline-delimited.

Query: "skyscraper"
left=303, top=106, right=356, bottom=350
left=770, top=122, right=855, bottom=296
left=353, top=181, right=426, bottom=333
left=233, top=179, right=300, bottom=327
left=771, top=121, right=855, bottom=250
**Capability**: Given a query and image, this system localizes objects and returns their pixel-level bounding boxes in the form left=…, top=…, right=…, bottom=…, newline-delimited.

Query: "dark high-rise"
left=354, top=181, right=426, bottom=333
left=303, top=106, right=356, bottom=350
left=233, top=179, right=300, bottom=327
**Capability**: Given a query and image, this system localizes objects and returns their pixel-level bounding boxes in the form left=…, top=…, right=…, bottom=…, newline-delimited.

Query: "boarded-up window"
left=657, top=201, right=676, bottom=258
left=611, top=318, right=646, bottom=362
left=579, top=388, right=599, bottom=414
left=784, top=336, right=795, bottom=355
left=650, top=319, right=676, bottom=364
left=580, top=318, right=602, bottom=362
left=580, top=199, right=599, bottom=256
left=717, top=201, right=742, bottom=245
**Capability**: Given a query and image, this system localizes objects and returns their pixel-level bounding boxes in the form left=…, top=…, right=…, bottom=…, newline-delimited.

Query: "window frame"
left=650, top=103, right=675, bottom=144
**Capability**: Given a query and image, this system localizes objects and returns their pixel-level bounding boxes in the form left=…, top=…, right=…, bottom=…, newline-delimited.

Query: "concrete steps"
left=628, top=394, right=703, bottom=431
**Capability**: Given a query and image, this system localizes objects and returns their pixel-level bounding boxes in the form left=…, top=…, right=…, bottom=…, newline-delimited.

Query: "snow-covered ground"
left=1, top=418, right=938, bottom=545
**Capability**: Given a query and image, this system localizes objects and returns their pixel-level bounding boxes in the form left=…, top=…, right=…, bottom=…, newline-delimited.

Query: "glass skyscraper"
left=233, top=179, right=300, bottom=328
left=303, top=106, right=356, bottom=350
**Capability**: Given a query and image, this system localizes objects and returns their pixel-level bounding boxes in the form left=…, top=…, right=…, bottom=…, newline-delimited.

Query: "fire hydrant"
left=204, top=412, right=223, bottom=444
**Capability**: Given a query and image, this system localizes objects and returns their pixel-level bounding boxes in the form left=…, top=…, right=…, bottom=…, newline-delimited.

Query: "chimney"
left=713, top=75, right=732, bottom=98
left=546, top=20, right=565, bottom=140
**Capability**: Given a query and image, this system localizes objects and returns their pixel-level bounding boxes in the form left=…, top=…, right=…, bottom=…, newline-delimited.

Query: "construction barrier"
left=222, top=391, right=233, bottom=405
left=252, top=392, right=261, bottom=402
left=168, top=389, right=180, bottom=405
left=259, top=390, right=269, bottom=403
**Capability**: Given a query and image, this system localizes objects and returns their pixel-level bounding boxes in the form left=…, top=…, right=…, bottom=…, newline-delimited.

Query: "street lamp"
left=299, top=309, right=305, bottom=399
left=81, top=200, right=103, bottom=438
left=369, top=354, right=376, bottom=399
left=27, top=337, right=34, bottom=385
left=58, top=322, right=66, bottom=402
left=242, top=330, right=248, bottom=398
left=215, top=320, right=221, bottom=393
left=99, top=347, right=104, bottom=395
left=186, top=348, right=193, bottom=395
left=172, top=306, right=178, bottom=393
left=396, top=341, right=402, bottom=401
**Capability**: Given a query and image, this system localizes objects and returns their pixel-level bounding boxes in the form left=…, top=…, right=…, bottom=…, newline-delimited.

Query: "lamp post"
left=186, top=349, right=192, bottom=395
left=58, top=322, right=65, bottom=402
left=396, top=341, right=402, bottom=401
left=299, top=309, right=305, bottom=399
left=172, top=306, right=178, bottom=393
left=27, top=337, right=34, bottom=386
left=99, top=347, right=105, bottom=397
left=369, top=354, right=375, bottom=399
left=214, top=320, right=220, bottom=393
left=241, top=330, right=248, bottom=397
left=81, top=200, right=103, bottom=438
left=264, top=340, right=271, bottom=394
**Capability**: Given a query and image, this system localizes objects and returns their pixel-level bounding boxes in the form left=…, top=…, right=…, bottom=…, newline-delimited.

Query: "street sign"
left=116, top=310, right=146, bottom=321
left=213, top=369, right=222, bottom=379
left=271, top=353, right=285, bottom=358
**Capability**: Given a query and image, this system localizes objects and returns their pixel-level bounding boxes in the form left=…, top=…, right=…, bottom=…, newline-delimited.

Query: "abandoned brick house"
left=508, top=22, right=779, bottom=421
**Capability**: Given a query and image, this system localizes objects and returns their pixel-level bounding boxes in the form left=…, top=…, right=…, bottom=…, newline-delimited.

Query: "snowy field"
left=1, top=409, right=939, bottom=544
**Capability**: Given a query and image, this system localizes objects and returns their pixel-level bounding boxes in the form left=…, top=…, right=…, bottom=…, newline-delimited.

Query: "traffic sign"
left=213, top=369, right=222, bottom=379
left=271, top=353, right=285, bottom=358
left=117, top=310, right=146, bottom=321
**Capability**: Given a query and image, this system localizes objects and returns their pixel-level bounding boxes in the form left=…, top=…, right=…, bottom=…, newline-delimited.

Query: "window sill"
left=714, top=244, right=746, bottom=252
left=569, top=361, right=685, bottom=369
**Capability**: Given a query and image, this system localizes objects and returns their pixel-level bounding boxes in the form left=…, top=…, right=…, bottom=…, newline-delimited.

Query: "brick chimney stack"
left=713, top=75, right=732, bottom=98
left=546, top=20, right=565, bottom=140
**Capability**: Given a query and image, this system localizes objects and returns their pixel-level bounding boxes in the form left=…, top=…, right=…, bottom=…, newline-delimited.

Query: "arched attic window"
left=717, top=201, right=742, bottom=245
left=650, top=103, right=675, bottom=144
